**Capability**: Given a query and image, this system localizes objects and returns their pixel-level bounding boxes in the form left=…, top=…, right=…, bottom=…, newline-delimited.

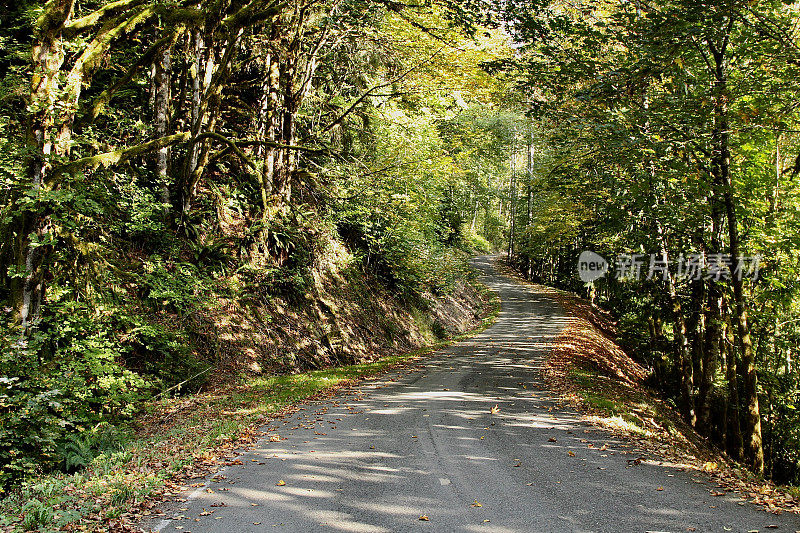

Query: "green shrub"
left=462, top=228, right=492, bottom=253
left=0, top=300, right=150, bottom=486
left=335, top=211, right=472, bottom=296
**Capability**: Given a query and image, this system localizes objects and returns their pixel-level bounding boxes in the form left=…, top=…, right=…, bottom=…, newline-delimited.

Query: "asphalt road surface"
left=143, top=256, right=800, bottom=533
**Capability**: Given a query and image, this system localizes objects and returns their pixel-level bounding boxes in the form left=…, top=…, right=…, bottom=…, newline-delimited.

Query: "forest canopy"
left=3, top=0, right=800, bottom=510
left=0, top=0, right=516, bottom=487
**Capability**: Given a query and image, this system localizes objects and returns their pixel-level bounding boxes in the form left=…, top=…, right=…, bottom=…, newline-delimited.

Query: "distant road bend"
left=144, top=256, right=800, bottom=533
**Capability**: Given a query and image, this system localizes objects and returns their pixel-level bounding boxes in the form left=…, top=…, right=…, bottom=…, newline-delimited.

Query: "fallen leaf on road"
left=419, top=515, right=429, bottom=521
left=548, top=437, right=557, bottom=442
left=568, top=451, right=575, bottom=457
left=657, top=486, right=664, bottom=491
left=276, top=480, right=286, bottom=486
left=490, top=405, right=501, bottom=414
left=471, top=500, right=482, bottom=507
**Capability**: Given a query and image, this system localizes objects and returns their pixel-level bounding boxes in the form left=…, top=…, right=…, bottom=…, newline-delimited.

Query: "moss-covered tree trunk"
left=12, top=0, right=76, bottom=329
left=154, top=45, right=173, bottom=209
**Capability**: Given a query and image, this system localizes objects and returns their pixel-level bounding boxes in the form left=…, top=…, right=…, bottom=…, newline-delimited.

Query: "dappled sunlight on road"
left=144, top=256, right=799, bottom=533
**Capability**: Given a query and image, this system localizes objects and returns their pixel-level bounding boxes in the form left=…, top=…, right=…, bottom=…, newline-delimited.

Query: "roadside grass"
left=553, top=334, right=800, bottom=513
left=1, top=284, right=499, bottom=532
left=568, top=368, right=691, bottom=447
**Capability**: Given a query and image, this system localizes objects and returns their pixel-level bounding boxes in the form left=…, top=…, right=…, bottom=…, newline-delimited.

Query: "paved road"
left=144, top=256, right=800, bottom=532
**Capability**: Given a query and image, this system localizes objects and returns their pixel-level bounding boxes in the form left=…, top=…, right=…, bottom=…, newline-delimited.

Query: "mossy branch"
left=66, top=5, right=156, bottom=90
left=50, top=132, right=192, bottom=182
left=222, top=0, right=286, bottom=30
left=195, top=132, right=258, bottom=170
left=49, top=131, right=327, bottom=185
left=35, top=0, right=76, bottom=37
left=63, top=0, right=146, bottom=37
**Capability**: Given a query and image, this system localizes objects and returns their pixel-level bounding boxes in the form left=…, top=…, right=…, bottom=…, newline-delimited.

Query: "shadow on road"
left=144, top=256, right=800, bottom=533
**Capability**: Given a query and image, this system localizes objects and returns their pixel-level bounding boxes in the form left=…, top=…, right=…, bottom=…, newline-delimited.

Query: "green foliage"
left=0, top=300, right=150, bottom=485
left=335, top=208, right=472, bottom=296
left=462, top=227, right=491, bottom=253
left=0, top=0, right=506, bottom=496
left=501, top=0, right=800, bottom=481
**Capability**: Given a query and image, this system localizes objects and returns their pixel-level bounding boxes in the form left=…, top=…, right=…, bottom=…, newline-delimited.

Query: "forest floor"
left=496, top=259, right=800, bottom=517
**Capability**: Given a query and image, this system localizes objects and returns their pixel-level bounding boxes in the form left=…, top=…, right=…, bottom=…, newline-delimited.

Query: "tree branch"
left=51, top=132, right=192, bottom=181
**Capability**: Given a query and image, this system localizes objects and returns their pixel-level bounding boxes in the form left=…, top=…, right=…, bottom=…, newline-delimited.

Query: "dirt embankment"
left=194, top=244, right=491, bottom=380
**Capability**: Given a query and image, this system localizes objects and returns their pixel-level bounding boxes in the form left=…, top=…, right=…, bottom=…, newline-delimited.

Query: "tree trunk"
left=697, top=281, right=722, bottom=434
left=654, top=221, right=695, bottom=425
left=508, top=139, right=516, bottom=259
left=675, top=280, right=695, bottom=426
left=181, top=28, right=205, bottom=216
left=256, top=46, right=279, bottom=218
left=723, top=173, right=764, bottom=474
left=154, top=46, right=172, bottom=209
left=12, top=0, right=76, bottom=329
left=698, top=207, right=724, bottom=434
left=711, top=43, right=764, bottom=473
left=724, top=315, right=745, bottom=459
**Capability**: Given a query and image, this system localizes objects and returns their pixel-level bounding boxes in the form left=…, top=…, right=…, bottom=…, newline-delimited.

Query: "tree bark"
left=12, top=0, right=76, bottom=329
left=181, top=27, right=206, bottom=216
left=255, top=45, right=279, bottom=218
left=698, top=207, right=724, bottom=434
left=154, top=46, right=172, bottom=209
left=710, top=42, right=764, bottom=473
left=724, top=314, right=745, bottom=459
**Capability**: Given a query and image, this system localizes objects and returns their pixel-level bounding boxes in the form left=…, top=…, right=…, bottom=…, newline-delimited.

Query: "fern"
left=59, top=434, right=96, bottom=472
